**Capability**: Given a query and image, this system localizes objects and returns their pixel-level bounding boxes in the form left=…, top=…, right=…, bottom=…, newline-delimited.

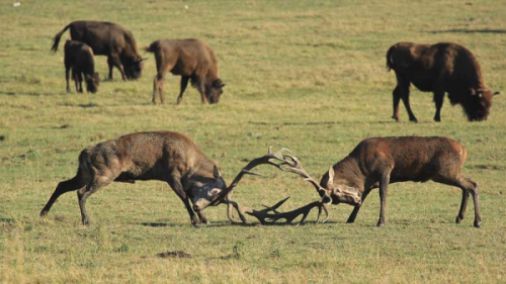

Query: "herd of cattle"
left=41, top=20, right=499, bottom=228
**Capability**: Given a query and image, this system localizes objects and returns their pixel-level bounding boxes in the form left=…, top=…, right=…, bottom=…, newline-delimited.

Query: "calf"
left=387, top=42, right=498, bottom=122
left=64, top=40, right=99, bottom=93
left=52, top=20, right=143, bottom=80
left=145, top=39, right=225, bottom=104
left=40, top=131, right=228, bottom=226
left=319, top=136, right=481, bottom=227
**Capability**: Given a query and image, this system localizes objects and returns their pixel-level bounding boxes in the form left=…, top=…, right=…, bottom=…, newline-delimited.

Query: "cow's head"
left=123, top=57, right=144, bottom=80
left=190, top=166, right=227, bottom=211
left=85, top=72, right=100, bottom=93
left=205, top=79, right=225, bottom=104
left=320, top=166, right=361, bottom=206
left=465, top=88, right=499, bottom=121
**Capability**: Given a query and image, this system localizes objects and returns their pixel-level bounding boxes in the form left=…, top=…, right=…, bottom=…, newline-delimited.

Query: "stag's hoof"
left=391, top=115, right=399, bottom=122
left=474, top=220, right=481, bottom=228
left=455, top=216, right=463, bottom=224
left=376, top=220, right=385, bottom=227
left=409, top=117, right=418, bottom=123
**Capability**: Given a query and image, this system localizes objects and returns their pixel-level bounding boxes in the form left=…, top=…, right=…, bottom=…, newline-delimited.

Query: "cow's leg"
left=433, top=90, right=445, bottom=122
left=40, top=173, right=86, bottom=216
left=393, top=74, right=417, bottom=122
left=65, top=66, right=71, bottom=93
left=108, top=53, right=126, bottom=80
left=346, top=187, right=372, bottom=223
left=433, top=175, right=481, bottom=228
left=107, top=57, right=114, bottom=80
left=176, top=76, right=190, bottom=105
left=166, top=174, right=200, bottom=226
left=377, top=173, right=391, bottom=227
left=152, top=74, right=165, bottom=104
left=196, top=80, right=208, bottom=104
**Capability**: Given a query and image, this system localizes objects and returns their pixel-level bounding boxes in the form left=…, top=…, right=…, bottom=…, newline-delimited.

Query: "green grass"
left=1, top=0, right=505, bottom=282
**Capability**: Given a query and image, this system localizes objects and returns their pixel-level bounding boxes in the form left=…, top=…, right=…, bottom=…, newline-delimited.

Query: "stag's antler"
left=208, top=148, right=331, bottom=225
left=210, top=148, right=330, bottom=207
left=245, top=197, right=329, bottom=225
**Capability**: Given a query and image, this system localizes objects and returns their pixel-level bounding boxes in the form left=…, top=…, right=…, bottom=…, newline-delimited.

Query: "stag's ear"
left=327, top=166, right=335, bottom=187
left=213, top=165, right=222, bottom=178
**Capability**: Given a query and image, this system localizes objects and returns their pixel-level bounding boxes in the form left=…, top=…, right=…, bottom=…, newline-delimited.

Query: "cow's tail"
left=51, top=23, right=72, bottom=52
left=144, top=41, right=159, bottom=53
left=386, top=45, right=396, bottom=71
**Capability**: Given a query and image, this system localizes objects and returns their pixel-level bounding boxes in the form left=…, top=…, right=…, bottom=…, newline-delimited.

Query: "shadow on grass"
left=140, top=219, right=342, bottom=228
left=428, top=28, right=506, bottom=34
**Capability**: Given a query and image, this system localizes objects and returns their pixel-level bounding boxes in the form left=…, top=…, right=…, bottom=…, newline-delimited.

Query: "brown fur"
left=386, top=42, right=496, bottom=122
left=40, top=131, right=226, bottom=226
left=52, top=21, right=143, bottom=80
left=64, top=40, right=99, bottom=94
left=319, top=136, right=481, bottom=227
left=145, top=39, right=225, bottom=105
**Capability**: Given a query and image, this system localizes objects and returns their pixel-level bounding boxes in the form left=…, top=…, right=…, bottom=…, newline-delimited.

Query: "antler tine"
left=246, top=197, right=328, bottom=225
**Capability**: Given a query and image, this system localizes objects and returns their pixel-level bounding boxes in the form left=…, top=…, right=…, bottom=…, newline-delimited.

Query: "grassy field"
left=1, top=0, right=505, bottom=282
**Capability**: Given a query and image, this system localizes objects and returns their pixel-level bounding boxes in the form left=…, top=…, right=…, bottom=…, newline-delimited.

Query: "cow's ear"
left=213, top=165, right=221, bottom=178
left=327, top=166, right=334, bottom=187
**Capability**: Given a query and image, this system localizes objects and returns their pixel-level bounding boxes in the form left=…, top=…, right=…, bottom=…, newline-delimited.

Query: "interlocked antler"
left=246, top=197, right=329, bottom=225
left=208, top=148, right=331, bottom=225
left=210, top=148, right=330, bottom=207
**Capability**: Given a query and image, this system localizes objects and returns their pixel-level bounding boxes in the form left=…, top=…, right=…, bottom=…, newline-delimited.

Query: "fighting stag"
left=215, top=149, right=331, bottom=225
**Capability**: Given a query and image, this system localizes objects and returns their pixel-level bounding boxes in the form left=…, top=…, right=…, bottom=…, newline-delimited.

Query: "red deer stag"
left=318, top=136, right=481, bottom=227
left=40, top=131, right=243, bottom=226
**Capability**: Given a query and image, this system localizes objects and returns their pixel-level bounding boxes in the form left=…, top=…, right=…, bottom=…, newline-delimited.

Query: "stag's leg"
left=433, top=175, right=481, bottom=228
left=377, top=174, right=391, bottom=227
left=40, top=174, right=86, bottom=216
left=77, top=72, right=84, bottom=93
left=393, top=74, right=416, bottom=122
left=176, top=76, right=190, bottom=105
left=346, top=187, right=372, bottom=223
left=433, top=90, right=445, bottom=122
left=166, top=176, right=201, bottom=226
left=77, top=176, right=111, bottom=225
left=456, top=188, right=469, bottom=224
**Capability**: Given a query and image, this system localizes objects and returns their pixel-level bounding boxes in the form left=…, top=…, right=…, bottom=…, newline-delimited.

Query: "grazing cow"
left=319, top=136, right=481, bottom=227
left=145, top=39, right=225, bottom=104
left=51, top=20, right=143, bottom=80
left=64, top=40, right=99, bottom=93
left=386, top=42, right=499, bottom=122
left=40, top=131, right=231, bottom=226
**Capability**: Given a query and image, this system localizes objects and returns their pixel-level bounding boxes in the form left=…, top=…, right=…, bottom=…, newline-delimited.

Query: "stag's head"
left=320, top=166, right=361, bottom=206
left=190, top=166, right=226, bottom=211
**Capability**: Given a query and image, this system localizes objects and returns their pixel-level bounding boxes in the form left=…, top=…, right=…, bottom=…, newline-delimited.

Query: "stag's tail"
left=51, top=23, right=72, bottom=52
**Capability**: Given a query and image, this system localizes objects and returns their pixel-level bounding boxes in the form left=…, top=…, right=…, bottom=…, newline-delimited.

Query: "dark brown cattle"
left=319, top=136, right=481, bottom=227
left=387, top=42, right=499, bottom=122
left=52, top=20, right=143, bottom=80
left=64, top=40, right=99, bottom=93
left=40, top=131, right=231, bottom=226
left=145, top=39, right=225, bottom=104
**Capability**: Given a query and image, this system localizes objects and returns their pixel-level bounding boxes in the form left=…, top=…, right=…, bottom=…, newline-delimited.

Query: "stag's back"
left=352, top=136, right=466, bottom=182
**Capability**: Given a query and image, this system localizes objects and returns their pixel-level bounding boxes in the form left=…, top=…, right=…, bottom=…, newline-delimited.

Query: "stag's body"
left=320, top=136, right=481, bottom=227
left=40, top=131, right=227, bottom=226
